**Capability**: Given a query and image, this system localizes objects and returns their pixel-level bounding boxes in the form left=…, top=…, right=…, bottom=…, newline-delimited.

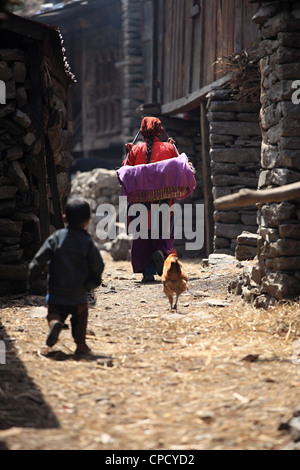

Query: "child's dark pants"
left=47, top=303, right=88, bottom=345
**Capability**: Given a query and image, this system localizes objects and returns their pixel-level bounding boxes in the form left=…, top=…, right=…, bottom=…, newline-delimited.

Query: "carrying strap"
left=123, top=129, right=141, bottom=166
left=162, top=127, right=180, bottom=157
left=123, top=126, right=180, bottom=166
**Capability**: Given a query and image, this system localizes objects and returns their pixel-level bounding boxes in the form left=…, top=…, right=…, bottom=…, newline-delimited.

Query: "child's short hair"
left=65, top=198, right=91, bottom=227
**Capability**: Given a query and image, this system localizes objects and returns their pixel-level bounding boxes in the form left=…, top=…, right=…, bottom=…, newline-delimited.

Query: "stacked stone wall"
left=208, top=88, right=261, bottom=259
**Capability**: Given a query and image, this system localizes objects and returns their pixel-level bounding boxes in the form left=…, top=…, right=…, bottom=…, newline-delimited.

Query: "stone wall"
left=207, top=88, right=261, bottom=259
left=0, top=45, right=72, bottom=294
left=256, top=0, right=300, bottom=303
left=70, top=168, right=122, bottom=250
left=233, top=0, right=300, bottom=307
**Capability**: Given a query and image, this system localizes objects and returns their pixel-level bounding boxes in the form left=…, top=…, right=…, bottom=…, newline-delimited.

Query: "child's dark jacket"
left=28, top=227, right=104, bottom=303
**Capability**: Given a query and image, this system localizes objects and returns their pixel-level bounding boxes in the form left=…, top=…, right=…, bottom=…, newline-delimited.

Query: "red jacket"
left=125, top=138, right=177, bottom=166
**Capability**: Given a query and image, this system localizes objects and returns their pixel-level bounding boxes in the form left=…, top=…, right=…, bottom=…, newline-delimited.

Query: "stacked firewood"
left=0, top=47, right=72, bottom=294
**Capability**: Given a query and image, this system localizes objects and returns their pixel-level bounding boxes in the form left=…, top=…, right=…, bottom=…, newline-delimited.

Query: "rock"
left=240, top=212, right=257, bottom=226
left=210, top=148, right=260, bottom=164
left=0, top=199, right=16, bottom=216
left=262, top=272, right=300, bottom=300
left=7, top=161, right=29, bottom=193
left=6, top=145, right=23, bottom=162
left=212, top=174, right=258, bottom=188
left=260, top=202, right=296, bottom=227
left=0, top=61, right=12, bottom=81
left=253, top=294, right=275, bottom=310
left=236, top=244, right=257, bottom=261
left=23, top=132, right=35, bottom=147
left=270, top=239, right=300, bottom=257
left=0, top=102, right=14, bottom=119
left=236, top=231, right=258, bottom=247
left=251, top=263, right=262, bottom=285
left=0, top=249, right=23, bottom=263
left=207, top=253, right=237, bottom=266
left=272, top=256, right=300, bottom=271
left=0, top=49, right=27, bottom=62
left=0, top=218, right=22, bottom=237
left=214, top=210, right=241, bottom=224
left=29, top=306, right=47, bottom=318
left=253, top=4, right=282, bottom=25
left=241, top=285, right=259, bottom=303
left=197, top=298, right=230, bottom=308
left=279, top=223, right=300, bottom=239
left=12, top=62, right=26, bottom=82
left=215, top=223, right=257, bottom=240
left=0, top=186, right=18, bottom=200
left=13, top=109, right=31, bottom=128
left=235, top=231, right=258, bottom=260
left=110, top=233, right=132, bottom=261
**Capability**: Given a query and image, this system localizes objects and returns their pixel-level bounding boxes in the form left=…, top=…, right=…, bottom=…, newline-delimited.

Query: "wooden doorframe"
left=200, top=100, right=214, bottom=257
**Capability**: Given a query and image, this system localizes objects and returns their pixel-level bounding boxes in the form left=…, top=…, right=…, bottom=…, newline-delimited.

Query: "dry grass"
left=215, top=49, right=261, bottom=103
left=0, top=253, right=300, bottom=450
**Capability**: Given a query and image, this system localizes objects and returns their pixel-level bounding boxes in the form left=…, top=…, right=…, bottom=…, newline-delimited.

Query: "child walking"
left=28, top=198, right=104, bottom=355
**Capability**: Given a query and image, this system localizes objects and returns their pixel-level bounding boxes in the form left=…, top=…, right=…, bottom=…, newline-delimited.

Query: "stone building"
left=0, top=10, right=75, bottom=294
left=241, top=0, right=300, bottom=306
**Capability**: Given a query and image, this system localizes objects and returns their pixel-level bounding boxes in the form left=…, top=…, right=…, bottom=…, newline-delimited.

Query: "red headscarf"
left=140, top=117, right=162, bottom=139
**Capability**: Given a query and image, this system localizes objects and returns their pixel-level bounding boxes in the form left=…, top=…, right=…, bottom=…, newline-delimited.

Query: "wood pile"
left=207, top=88, right=261, bottom=258
left=0, top=21, right=74, bottom=294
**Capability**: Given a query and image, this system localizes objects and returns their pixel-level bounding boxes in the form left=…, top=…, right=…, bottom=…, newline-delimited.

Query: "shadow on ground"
left=0, top=321, right=59, bottom=440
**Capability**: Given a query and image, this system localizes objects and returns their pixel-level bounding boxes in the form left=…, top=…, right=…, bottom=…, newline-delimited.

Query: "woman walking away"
left=122, top=116, right=178, bottom=283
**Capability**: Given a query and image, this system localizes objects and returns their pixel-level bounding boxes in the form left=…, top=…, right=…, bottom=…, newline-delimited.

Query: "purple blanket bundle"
left=116, top=153, right=196, bottom=203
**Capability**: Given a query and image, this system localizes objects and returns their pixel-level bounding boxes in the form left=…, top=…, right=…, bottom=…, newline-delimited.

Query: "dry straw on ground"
left=0, top=253, right=300, bottom=450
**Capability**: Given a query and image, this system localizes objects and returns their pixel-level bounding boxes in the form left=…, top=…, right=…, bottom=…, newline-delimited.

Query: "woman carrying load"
left=122, top=116, right=178, bottom=283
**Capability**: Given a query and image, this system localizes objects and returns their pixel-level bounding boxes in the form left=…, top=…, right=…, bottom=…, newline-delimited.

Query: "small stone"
left=13, top=109, right=31, bottom=128
left=12, top=62, right=26, bottom=82
left=197, top=298, right=230, bottom=307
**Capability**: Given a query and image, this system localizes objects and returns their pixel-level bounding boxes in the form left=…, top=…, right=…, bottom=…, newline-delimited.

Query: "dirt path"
left=0, top=252, right=300, bottom=450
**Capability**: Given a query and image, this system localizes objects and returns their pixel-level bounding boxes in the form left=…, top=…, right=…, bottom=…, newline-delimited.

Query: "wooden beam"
left=161, top=75, right=231, bottom=115
left=214, top=182, right=300, bottom=210
left=200, top=101, right=214, bottom=256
